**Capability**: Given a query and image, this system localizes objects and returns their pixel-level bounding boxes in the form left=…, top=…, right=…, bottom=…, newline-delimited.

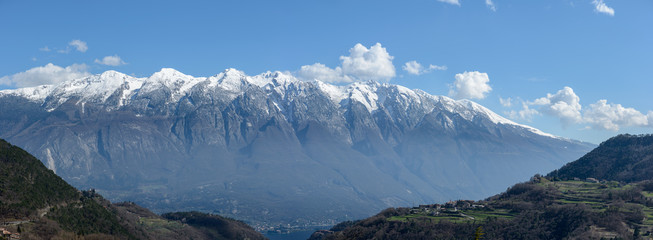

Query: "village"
left=0, top=225, right=21, bottom=240
left=409, top=200, right=487, bottom=219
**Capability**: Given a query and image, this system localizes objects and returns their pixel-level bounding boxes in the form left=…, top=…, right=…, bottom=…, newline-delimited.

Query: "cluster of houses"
left=410, top=200, right=485, bottom=216
left=0, top=227, right=20, bottom=240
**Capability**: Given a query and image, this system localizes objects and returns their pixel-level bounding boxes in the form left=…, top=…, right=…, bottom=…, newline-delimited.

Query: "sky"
left=0, top=0, right=652, bottom=144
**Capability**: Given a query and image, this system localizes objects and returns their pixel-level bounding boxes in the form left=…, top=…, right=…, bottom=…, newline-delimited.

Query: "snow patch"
left=0, top=85, right=54, bottom=102
left=348, top=82, right=380, bottom=112
left=1, top=67, right=562, bottom=140
left=45, top=148, right=56, bottom=174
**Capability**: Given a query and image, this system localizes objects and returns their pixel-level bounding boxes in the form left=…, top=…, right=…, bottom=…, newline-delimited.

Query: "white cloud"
left=592, top=0, right=614, bottom=16
left=428, top=64, right=447, bottom=71
left=297, top=43, right=395, bottom=83
left=69, top=39, right=88, bottom=53
left=520, top=86, right=652, bottom=131
left=508, top=102, right=539, bottom=121
left=485, top=0, right=496, bottom=11
left=583, top=100, right=648, bottom=130
left=39, top=46, right=51, bottom=52
left=341, top=43, right=395, bottom=81
left=448, top=71, right=492, bottom=100
left=297, top=63, right=352, bottom=83
left=403, top=61, right=423, bottom=75
left=437, top=0, right=460, bottom=6
left=499, top=97, right=512, bottom=107
left=403, top=61, right=447, bottom=75
left=95, top=55, right=126, bottom=66
left=0, top=63, right=90, bottom=88
left=531, top=86, right=582, bottom=125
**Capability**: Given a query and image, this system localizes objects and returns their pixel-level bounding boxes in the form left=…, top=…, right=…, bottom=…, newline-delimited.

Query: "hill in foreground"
left=311, top=134, right=653, bottom=239
left=549, top=134, right=653, bottom=182
left=0, top=139, right=265, bottom=240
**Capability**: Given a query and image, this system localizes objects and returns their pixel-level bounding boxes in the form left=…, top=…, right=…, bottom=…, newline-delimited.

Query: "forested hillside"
left=549, top=134, right=653, bottom=182
left=0, top=139, right=265, bottom=239
left=311, top=134, right=653, bottom=240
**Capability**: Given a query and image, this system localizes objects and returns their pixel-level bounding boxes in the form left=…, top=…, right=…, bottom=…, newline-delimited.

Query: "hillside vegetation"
left=312, top=134, right=653, bottom=240
left=549, top=134, right=653, bottom=182
left=0, top=139, right=265, bottom=239
left=310, top=178, right=653, bottom=240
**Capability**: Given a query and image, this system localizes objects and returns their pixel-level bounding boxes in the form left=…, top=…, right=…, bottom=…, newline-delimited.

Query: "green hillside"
left=0, top=139, right=79, bottom=219
left=311, top=178, right=653, bottom=240
left=0, top=139, right=265, bottom=239
left=312, top=134, right=653, bottom=240
left=549, top=134, right=653, bottom=182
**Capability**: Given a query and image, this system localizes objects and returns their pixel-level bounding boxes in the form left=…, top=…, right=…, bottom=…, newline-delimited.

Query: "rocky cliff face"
left=0, top=68, right=594, bottom=227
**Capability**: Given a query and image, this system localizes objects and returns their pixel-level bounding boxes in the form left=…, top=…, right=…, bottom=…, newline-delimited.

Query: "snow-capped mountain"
left=0, top=68, right=593, bottom=227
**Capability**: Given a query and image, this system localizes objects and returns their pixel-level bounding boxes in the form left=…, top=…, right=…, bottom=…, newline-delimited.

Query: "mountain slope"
left=0, top=139, right=79, bottom=220
left=310, top=179, right=653, bottom=240
left=0, top=68, right=594, bottom=227
left=312, top=135, right=653, bottom=239
left=549, top=134, right=653, bottom=182
left=0, top=139, right=266, bottom=240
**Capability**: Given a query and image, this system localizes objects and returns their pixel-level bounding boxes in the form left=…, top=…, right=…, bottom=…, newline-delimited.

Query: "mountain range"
left=0, top=68, right=594, bottom=227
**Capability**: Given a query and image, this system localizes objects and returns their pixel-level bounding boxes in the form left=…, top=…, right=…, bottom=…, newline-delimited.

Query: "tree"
left=474, top=226, right=484, bottom=240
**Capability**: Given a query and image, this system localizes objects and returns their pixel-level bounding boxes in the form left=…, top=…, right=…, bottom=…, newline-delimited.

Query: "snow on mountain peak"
left=0, top=85, right=54, bottom=101
left=141, top=68, right=205, bottom=102
left=347, top=81, right=380, bottom=112
left=0, top=68, right=561, bottom=139
left=212, top=68, right=248, bottom=92
left=315, top=80, right=347, bottom=104
left=44, top=70, right=142, bottom=109
left=150, top=68, right=187, bottom=79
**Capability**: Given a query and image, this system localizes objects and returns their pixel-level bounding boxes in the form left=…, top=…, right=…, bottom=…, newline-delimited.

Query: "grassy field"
left=139, top=217, right=187, bottom=235
left=388, top=205, right=517, bottom=223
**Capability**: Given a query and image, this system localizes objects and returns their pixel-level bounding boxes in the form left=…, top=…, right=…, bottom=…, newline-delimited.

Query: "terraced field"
left=385, top=179, right=653, bottom=237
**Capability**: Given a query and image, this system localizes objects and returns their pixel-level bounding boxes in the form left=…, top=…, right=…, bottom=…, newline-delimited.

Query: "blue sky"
left=1, top=0, right=652, bottom=144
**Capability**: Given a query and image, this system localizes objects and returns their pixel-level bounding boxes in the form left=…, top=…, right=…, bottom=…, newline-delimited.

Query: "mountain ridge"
left=0, top=67, right=579, bottom=139
left=0, top=68, right=594, bottom=228
left=549, top=134, right=653, bottom=182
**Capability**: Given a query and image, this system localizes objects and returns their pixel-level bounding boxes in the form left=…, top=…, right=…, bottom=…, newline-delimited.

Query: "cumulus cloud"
left=592, top=0, right=614, bottom=16
left=0, top=63, right=90, bottom=88
left=486, top=0, right=496, bottom=11
left=341, top=43, right=396, bottom=81
left=448, top=71, right=492, bottom=100
left=297, top=63, right=352, bottom=83
left=69, top=39, right=88, bottom=52
left=297, top=43, right=395, bottom=83
left=513, top=86, right=652, bottom=131
left=95, top=55, right=126, bottom=66
left=583, top=100, right=648, bottom=130
left=437, top=0, right=460, bottom=6
left=531, top=86, right=583, bottom=125
left=499, top=97, right=512, bottom=107
left=508, top=102, right=539, bottom=122
left=403, top=61, right=447, bottom=75
left=403, top=61, right=423, bottom=75
left=39, top=46, right=51, bottom=52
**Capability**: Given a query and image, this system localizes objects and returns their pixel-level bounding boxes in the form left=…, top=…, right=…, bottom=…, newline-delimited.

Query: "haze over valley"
left=1, top=1, right=651, bottom=239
